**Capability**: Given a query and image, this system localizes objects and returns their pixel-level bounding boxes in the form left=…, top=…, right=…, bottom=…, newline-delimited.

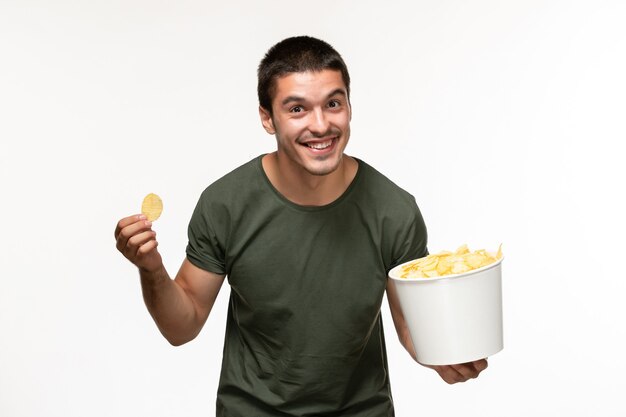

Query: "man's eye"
left=290, top=106, right=303, bottom=113
left=328, top=100, right=340, bottom=108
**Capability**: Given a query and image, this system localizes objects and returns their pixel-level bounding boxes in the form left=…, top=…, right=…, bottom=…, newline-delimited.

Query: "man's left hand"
left=425, top=359, right=488, bottom=384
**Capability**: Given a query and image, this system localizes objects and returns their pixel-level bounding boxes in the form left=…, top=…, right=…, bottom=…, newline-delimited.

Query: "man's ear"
left=259, top=106, right=276, bottom=134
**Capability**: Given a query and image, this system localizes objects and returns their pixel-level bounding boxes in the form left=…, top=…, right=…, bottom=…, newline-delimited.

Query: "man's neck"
left=262, top=152, right=358, bottom=206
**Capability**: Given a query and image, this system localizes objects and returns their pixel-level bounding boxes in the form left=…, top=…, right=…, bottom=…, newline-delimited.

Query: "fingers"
left=433, top=365, right=467, bottom=384
left=137, top=238, right=158, bottom=256
left=114, top=214, right=145, bottom=239
left=450, top=363, right=478, bottom=381
left=127, top=230, right=157, bottom=255
left=114, top=213, right=164, bottom=273
left=434, top=358, right=489, bottom=384
left=472, top=359, right=489, bottom=373
left=115, top=215, right=157, bottom=259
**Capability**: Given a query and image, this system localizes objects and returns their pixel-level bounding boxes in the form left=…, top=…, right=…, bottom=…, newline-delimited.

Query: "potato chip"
left=400, top=244, right=503, bottom=279
left=141, top=193, right=163, bottom=222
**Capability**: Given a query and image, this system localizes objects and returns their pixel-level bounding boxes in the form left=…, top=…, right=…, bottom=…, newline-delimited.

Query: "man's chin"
left=303, top=158, right=343, bottom=176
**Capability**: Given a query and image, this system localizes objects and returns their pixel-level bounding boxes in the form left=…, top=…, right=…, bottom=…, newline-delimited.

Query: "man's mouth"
left=304, top=139, right=334, bottom=150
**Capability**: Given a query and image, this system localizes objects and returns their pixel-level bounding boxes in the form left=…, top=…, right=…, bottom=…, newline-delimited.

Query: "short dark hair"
left=257, top=36, right=351, bottom=114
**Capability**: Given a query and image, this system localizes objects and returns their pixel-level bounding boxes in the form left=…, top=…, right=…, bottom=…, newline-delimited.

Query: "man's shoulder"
left=200, top=155, right=264, bottom=201
left=354, top=157, right=417, bottom=207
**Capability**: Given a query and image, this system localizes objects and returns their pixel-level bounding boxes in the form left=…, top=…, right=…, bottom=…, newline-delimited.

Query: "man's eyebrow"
left=326, top=88, right=347, bottom=99
left=280, top=89, right=347, bottom=106
left=281, top=95, right=305, bottom=106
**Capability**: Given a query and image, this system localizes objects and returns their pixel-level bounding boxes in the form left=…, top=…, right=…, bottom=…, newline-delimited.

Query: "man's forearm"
left=139, top=265, right=201, bottom=346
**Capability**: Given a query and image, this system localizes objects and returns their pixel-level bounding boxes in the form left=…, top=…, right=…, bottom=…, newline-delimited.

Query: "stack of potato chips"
left=400, top=244, right=503, bottom=278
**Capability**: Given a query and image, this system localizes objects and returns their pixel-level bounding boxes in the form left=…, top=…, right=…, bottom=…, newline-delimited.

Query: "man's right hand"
left=115, top=214, right=163, bottom=273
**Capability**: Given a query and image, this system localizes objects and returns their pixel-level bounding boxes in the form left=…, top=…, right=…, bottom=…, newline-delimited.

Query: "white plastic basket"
left=388, top=257, right=504, bottom=365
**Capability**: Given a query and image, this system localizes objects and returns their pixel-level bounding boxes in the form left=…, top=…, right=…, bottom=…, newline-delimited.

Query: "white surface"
left=1, top=1, right=625, bottom=416
left=390, top=259, right=503, bottom=365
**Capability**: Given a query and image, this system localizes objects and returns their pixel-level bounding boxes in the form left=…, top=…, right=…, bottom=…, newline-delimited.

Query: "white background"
left=1, top=1, right=625, bottom=416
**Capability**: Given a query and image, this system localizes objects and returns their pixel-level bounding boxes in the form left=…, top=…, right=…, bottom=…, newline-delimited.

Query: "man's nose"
left=309, top=107, right=330, bottom=135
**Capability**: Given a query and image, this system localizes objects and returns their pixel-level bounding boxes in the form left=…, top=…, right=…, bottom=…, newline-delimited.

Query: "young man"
left=115, top=36, right=487, bottom=416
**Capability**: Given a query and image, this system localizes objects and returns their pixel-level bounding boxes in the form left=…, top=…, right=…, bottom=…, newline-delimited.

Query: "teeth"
left=307, top=140, right=333, bottom=150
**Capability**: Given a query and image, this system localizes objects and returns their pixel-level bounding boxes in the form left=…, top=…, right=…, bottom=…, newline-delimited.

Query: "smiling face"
left=259, top=69, right=351, bottom=177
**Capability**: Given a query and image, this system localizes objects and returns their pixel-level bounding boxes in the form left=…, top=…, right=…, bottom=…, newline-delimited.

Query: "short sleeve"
left=388, top=198, right=428, bottom=271
left=186, top=192, right=227, bottom=275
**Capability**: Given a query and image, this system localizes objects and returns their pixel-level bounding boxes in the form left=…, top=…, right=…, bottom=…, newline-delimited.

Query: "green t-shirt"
left=186, top=155, right=427, bottom=417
